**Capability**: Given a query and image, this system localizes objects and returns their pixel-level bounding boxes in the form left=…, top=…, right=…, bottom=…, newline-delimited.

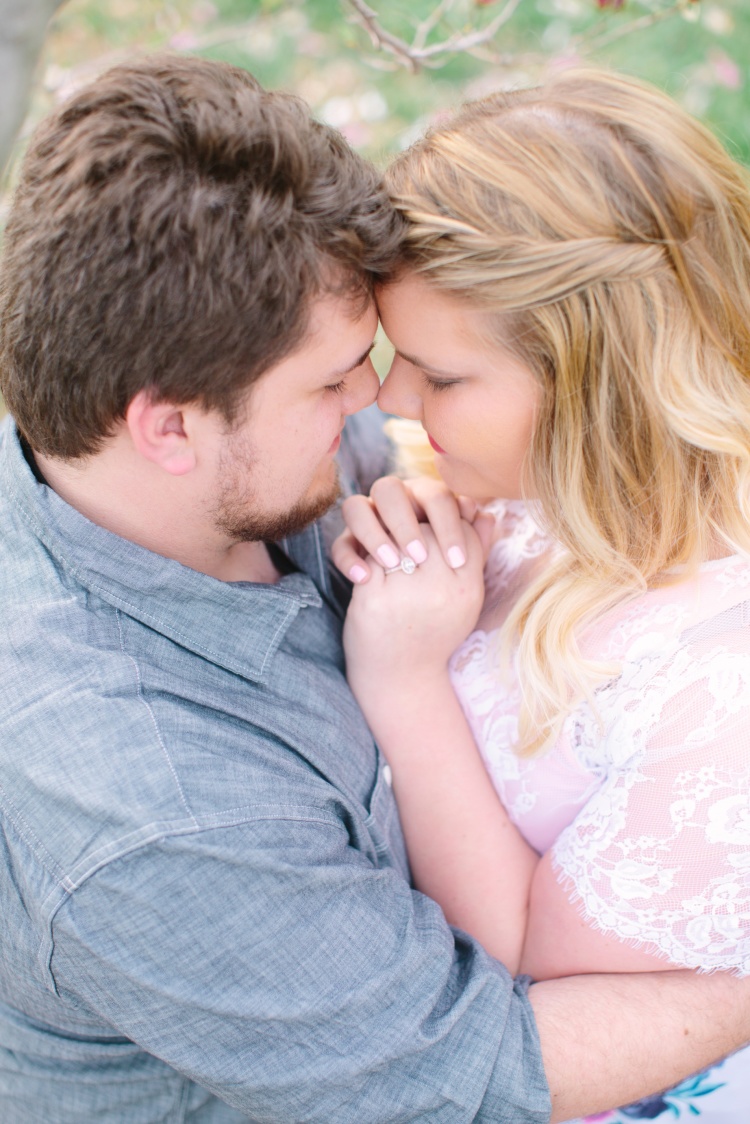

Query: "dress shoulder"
left=553, top=595, right=750, bottom=974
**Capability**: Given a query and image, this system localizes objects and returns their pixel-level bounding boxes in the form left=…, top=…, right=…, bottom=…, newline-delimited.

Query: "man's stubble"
left=214, top=431, right=342, bottom=545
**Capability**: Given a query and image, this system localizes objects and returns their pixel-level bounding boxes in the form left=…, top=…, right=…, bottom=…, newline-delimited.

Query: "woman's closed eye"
left=420, top=371, right=461, bottom=393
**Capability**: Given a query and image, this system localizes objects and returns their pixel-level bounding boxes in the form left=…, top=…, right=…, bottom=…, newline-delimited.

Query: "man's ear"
left=125, top=391, right=197, bottom=476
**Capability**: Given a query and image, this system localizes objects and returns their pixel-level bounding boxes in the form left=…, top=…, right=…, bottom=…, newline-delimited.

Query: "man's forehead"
left=290, top=292, right=377, bottom=366
left=306, top=287, right=377, bottom=336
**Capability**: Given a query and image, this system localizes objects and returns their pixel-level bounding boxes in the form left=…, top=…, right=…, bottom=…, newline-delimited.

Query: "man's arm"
left=48, top=813, right=750, bottom=1123
left=531, top=968, right=750, bottom=1123
left=49, top=816, right=550, bottom=1124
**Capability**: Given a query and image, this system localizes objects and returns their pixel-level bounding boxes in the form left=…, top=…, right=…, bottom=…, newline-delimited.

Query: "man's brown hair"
left=0, top=54, right=400, bottom=458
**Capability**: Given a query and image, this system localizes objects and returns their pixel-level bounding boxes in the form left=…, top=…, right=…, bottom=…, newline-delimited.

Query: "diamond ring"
left=383, top=557, right=417, bottom=576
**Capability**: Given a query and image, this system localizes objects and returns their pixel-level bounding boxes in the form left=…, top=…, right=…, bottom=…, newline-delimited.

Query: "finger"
left=368, top=476, right=429, bottom=565
left=330, top=528, right=372, bottom=584
left=458, top=517, right=491, bottom=581
left=406, top=481, right=472, bottom=570
left=401, top=475, right=453, bottom=522
left=457, top=494, right=479, bottom=524
left=403, top=479, right=478, bottom=527
left=340, top=493, right=404, bottom=572
left=472, top=511, right=495, bottom=563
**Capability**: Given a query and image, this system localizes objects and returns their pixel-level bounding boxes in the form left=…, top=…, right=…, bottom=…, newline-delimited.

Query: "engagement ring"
left=383, top=557, right=417, bottom=576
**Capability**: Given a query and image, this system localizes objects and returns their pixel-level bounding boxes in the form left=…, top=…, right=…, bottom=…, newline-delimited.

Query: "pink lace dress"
left=449, top=501, right=750, bottom=1123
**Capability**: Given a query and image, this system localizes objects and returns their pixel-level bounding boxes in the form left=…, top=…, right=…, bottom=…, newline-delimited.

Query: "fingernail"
left=350, top=565, right=368, bottom=584
left=406, top=539, right=428, bottom=564
left=377, top=545, right=401, bottom=569
left=447, top=546, right=466, bottom=569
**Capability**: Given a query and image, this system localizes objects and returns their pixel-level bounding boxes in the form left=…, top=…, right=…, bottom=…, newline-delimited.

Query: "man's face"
left=211, top=292, right=379, bottom=543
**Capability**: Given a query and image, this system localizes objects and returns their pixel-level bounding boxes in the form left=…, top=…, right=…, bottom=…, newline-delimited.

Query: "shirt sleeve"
left=50, top=814, right=550, bottom=1123
left=551, top=614, right=750, bottom=975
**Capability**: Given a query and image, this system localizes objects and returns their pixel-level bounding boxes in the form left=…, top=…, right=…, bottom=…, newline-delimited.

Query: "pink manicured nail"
left=406, top=539, right=428, bottom=564
left=447, top=546, right=466, bottom=569
left=377, top=545, right=401, bottom=569
left=350, top=564, right=368, bottom=584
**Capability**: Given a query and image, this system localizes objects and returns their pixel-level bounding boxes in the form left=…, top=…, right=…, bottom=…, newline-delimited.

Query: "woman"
left=332, top=69, right=750, bottom=1121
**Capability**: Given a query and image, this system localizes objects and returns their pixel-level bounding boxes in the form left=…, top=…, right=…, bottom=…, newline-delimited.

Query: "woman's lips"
left=427, top=433, right=446, bottom=454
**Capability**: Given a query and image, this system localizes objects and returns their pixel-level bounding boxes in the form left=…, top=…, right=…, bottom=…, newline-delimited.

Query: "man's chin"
left=217, top=472, right=342, bottom=544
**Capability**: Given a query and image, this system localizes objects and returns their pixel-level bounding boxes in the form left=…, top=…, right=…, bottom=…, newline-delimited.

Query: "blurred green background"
left=12, top=0, right=750, bottom=179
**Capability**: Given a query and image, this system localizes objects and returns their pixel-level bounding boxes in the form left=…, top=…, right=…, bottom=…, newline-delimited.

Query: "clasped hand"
left=331, top=476, right=494, bottom=701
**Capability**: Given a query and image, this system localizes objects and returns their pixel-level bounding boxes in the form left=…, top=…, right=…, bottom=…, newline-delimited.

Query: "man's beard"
left=214, top=444, right=342, bottom=544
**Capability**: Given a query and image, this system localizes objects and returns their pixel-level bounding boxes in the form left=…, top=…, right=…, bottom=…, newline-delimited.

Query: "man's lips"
left=427, top=433, right=446, bottom=454
left=328, top=433, right=342, bottom=454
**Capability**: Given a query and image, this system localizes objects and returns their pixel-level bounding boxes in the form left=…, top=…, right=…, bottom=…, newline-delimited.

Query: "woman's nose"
left=377, top=358, right=423, bottom=421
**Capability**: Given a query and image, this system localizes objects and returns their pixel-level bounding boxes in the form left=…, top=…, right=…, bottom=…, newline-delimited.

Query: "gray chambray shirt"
left=0, top=412, right=550, bottom=1123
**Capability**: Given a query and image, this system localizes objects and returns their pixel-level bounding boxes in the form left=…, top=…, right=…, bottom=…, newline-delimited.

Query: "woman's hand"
left=332, top=475, right=494, bottom=701
left=341, top=520, right=491, bottom=713
left=333, top=475, right=489, bottom=585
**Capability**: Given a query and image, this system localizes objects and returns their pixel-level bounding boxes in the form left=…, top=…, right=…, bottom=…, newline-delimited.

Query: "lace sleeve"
left=552, top=604, right=750, bottom=975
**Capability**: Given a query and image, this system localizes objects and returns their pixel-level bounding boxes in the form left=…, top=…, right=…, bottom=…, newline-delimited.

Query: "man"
left=0, top=54, right=748, bottom=1124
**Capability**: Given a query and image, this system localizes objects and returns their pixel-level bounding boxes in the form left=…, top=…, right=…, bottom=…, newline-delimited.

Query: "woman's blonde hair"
left=385, top=68, right=750, bottom=755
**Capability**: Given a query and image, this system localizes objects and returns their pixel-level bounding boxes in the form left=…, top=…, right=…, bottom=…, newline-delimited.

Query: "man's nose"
left=343, top=359, right=380, bottom=415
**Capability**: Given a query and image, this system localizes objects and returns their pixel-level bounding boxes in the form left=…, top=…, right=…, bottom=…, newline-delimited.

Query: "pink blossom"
left=169, top=31, right=200, bottom=50
left=712, top=53, right=742, bottom=91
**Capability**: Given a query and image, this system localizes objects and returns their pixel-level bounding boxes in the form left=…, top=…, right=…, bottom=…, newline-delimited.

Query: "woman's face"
left=377, top=273, right=541, bottom=502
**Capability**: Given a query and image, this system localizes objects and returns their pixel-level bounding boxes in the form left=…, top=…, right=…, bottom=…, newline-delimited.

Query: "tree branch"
left=344, top=0, right=524, bottom=72
left=412, top=0, right=453, bottom=53
left=344, top=0, right=690, bottom=73
left=580, top=0, right=691, bottom=53
left=344, top=0, right=422, bottom=71
left=419, top=0, right=523, bottom=60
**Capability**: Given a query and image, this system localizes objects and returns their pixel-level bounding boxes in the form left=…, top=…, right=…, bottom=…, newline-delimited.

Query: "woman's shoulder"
left=578, top=551, right=750, bottom=665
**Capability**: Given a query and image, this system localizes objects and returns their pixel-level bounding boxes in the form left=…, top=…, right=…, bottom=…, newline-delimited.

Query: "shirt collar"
left=0, top=421, right=326, bottom=683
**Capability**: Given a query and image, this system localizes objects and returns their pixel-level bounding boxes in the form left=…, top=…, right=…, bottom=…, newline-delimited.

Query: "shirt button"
left=382, top=764, right=393, bottom=787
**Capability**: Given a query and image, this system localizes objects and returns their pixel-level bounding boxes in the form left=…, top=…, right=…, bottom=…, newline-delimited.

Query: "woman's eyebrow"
left=395, top=349, right=458, bottom=378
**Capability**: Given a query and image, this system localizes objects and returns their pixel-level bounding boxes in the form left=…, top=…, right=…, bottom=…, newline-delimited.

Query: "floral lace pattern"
left=479, top=498, right=551, bottom=614
left=449, top=502, right=750, bottom=974
left=450, top=503, right=750, bottom=1120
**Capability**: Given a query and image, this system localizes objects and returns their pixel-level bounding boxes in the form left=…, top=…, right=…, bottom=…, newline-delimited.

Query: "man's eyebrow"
left=395, top=349, right=458, bottom=379
left=326, top=343, right=375, bottom=380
